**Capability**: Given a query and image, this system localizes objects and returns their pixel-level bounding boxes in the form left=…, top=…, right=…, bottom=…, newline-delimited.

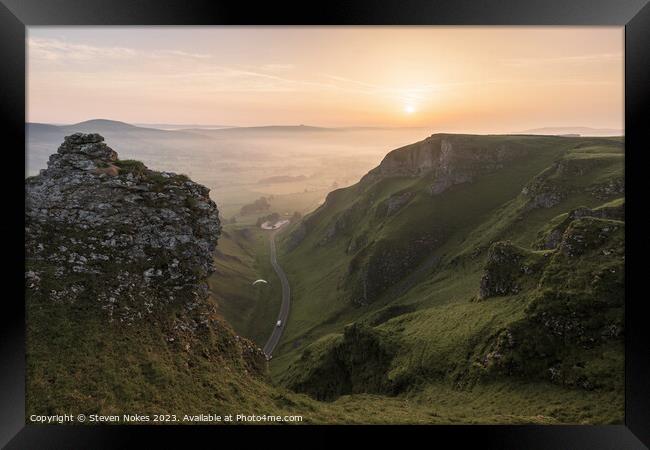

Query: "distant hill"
left=26, top=119, right=216, bottom=178
left=27, top=119, right=212, bottom=137
left=182, top=125, right=336, bottom=138
left=68, top=118, right=137, bottom=131
left=218, top=125, right=330, bottom=132
left=515, top=126, right=623, bottom=136
left=134, top=123, right=235, bottom=130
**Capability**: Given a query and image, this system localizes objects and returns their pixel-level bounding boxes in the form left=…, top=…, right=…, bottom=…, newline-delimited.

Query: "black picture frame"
left=1, top=1, right=648, bottom=447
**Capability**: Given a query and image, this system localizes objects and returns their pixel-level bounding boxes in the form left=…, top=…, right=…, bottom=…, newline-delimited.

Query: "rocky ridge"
left=477, top=210, right=624, bottom=389
left=535, top=202, right=624, bottom=250
left=25, top=133, right=221, bottom=324
left=362, top=134, right=529, bottom=195
left=25, top=134, right=285, bottom=418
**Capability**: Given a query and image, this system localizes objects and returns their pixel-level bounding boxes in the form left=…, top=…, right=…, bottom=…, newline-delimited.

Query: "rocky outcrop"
left=588, top=179, right=625, bottom=199
left=283, top=323, right=398, bottom=401
left=25, top=134, right=272, bottom=418
left=520, top=162, right=565, bottom=210
left=535, top=201, right=624, bottom=250
left=25, top=133, right=221, bottom=324
left=478, top=241, right=543, bottom=300
left=477, top=216, right=624, bottom=390
left=521, top=156, right=624, bottom=211
left=362, top=134, right=528, bottom=196
left=557, top=217, right=623, bottom=258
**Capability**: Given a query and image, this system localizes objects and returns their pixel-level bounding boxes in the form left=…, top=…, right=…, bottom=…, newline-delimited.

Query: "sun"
left=404, top=104, right=416, bottom=114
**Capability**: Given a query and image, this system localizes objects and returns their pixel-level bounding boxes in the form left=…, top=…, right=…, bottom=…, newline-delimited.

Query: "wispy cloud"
left=28, top=37, right=137, bottom=61
left=28, top=37, right=211, bottom=62
left=27, top=37, right=621, bottom=107
left=151, top=49, right=212, bottom=59
left=162, top=65, right=340, bottom=94
left=260, top=63, right=295, bottom=71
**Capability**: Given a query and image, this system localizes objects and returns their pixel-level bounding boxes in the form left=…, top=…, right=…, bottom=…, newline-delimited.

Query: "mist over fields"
left=24, top=26, right=627, bottom=425
left=25, top=121, right=626, bottom=424
left=26, top=120, right=622, bottom=220
left=26, top=120, right=430, bottom=218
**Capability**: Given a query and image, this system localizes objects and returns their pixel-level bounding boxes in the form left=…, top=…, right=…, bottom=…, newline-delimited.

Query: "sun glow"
left=404, top=105, right=416, bottom=114
left=27, top=28, right=623, bottom=130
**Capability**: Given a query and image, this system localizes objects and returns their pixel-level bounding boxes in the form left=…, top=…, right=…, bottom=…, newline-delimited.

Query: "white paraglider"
left=252, top=279, right=268, bottom=285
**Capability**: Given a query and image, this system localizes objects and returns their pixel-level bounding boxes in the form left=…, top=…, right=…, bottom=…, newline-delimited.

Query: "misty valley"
left=27, top=120, right=430, bottom=221
left=25, top=123, right=624, bottom=424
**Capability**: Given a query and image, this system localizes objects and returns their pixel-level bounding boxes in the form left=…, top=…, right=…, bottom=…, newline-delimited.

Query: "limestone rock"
left=362, top=134, right=528, bottom=196
left=535, top=202, right=624, bottom=250
left=25, top=133, right=222, bottom=324
left=478, top=241, right=544, bottom=300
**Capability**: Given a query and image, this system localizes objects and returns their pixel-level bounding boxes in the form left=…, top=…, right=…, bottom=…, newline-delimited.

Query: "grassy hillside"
left=208, top=225, right=283, bottom=346
left=29, top=132, right=624, bottom=424
left=266, top=133, right=624, bottom=423
left=30, top=251, right=609, bottom=424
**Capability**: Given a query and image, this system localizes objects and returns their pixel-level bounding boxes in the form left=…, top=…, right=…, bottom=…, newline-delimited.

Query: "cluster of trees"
left=235, top=194, right=303, bottom=227
left=256, top=212, right=281, bottom=227
left=240, top=197, right=270, bottom=215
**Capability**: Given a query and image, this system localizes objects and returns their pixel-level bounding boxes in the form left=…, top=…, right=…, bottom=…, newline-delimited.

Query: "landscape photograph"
left=25, top=26, right=625, bottom=424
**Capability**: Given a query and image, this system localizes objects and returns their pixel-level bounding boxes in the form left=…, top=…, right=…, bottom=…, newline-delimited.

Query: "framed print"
left=1, top=0, right=648, bottom=447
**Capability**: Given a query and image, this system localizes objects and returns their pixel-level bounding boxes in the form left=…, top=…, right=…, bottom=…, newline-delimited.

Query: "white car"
left=276, top=320, right=282, bottom=327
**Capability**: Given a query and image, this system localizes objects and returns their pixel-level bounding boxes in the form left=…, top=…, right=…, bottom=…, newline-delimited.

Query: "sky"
left=27, top=27, right=623, bottom=132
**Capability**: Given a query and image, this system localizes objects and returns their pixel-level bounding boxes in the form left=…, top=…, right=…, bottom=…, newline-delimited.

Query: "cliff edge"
left=25, top=134, right=269, bottom=417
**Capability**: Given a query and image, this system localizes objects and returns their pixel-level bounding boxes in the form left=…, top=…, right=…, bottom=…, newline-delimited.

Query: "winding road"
left=262, top=226, right=291, bottom=358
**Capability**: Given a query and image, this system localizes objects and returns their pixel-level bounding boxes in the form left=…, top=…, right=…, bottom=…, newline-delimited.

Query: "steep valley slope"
left=26, top=132, right=625, bottom=424
left=266, top=133, right=624, bottom=423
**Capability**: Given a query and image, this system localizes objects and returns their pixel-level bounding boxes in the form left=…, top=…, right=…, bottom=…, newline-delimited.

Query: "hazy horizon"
left=28, top=27, right=623, bottom=133
left=27, top=118, right=623, bottom=136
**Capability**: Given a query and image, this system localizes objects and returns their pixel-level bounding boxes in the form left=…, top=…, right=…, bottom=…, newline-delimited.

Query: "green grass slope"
left=29, top=133, right=625, bottom=424
left=270, top=133, right=624, bottom=423
left=208, top=225, right=283, bottom=346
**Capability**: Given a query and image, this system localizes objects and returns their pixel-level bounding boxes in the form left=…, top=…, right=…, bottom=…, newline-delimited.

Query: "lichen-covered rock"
left=25, top=133, right=222, bottom=324
left=25, top=134, right=271, bottom=418
left=520, top=162, right=565, bottom=210
left=476, top=216, right=624, bottom=390
left=535, top=201, right=624, bottom=250
left=588, top=178, right=625, bottom=199
left=478, top=241, right=543, bottom=300
left=521, top=156, right=624, bottom=211
left=558, top=217, right=623, bottom=257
